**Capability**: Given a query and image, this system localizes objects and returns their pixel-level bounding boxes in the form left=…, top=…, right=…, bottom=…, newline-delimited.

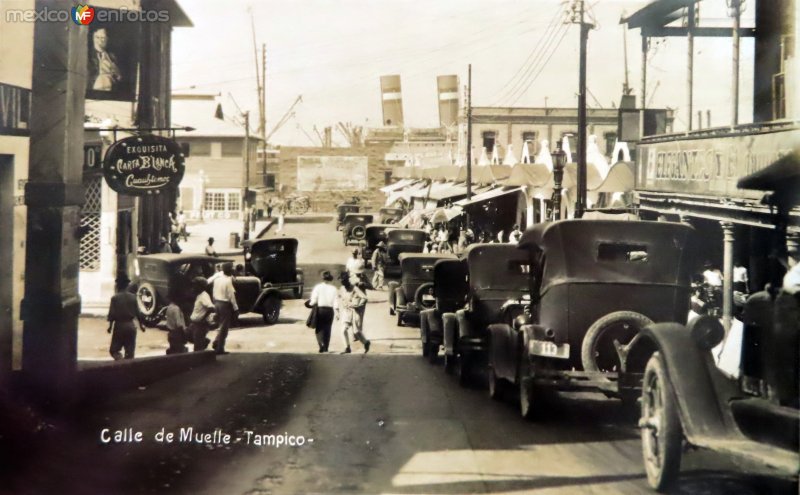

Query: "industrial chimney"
left=437, top=75, right=460, bottom=127
left=380, top=75, right=404, bottom=126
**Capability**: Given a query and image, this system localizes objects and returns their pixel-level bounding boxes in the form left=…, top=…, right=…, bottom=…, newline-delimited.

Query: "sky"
left=171, top=0, right=756, bottom=146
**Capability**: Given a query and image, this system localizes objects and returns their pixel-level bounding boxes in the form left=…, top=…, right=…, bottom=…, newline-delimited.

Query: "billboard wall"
left=297, top=155, right=368, bottom=191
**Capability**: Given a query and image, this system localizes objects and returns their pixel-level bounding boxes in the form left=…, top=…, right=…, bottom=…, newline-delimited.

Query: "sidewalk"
left=179, top=218, right=275, bottom=255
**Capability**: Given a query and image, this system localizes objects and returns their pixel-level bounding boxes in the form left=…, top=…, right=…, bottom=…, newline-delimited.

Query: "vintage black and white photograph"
left=0, top=0, right=798, bottom=494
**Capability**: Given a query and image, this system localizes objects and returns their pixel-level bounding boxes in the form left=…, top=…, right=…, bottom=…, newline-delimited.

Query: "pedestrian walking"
left=335, top=278, right=355, bottom=353
left=345, top=248, right=366, bottom=285
left=266, top=197, right=274, bottom=218
left=309, top=271, right=337, bottom=352
left=211, top=263, right=238, bottom=355
left=177, top=210, right=188, bottom=241
left=205, top=237, right=218, bottom=257
left=276, top=201, right=285, bottom=233
left=350, top=281, right=371, bottom=353
left=250, top=205, right=257, bottom=231
left=371, top=241, right=387, bottom=289
left=164, top=289, right=188, bottom=354
left=188, top=276, right=215, bottom=351
left=436, top=226, right=450, bottom=253
left=106, top=278, right=144, bottom=360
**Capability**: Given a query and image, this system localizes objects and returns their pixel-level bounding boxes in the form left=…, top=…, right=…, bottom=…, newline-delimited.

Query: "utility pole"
left=571, top=0, right=593, bottom=218
left=730, top=0, right=741, bottom=127
left=466, top=64, right=472, bottom=200
left=243, top=111, right=251, bottom=241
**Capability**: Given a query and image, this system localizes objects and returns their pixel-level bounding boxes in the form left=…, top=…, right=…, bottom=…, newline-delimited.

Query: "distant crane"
left=265, top=95, right=302, bottom=143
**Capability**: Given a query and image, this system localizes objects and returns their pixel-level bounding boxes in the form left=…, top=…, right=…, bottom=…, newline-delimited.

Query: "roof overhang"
left=620, top=0, right=695, bottom=29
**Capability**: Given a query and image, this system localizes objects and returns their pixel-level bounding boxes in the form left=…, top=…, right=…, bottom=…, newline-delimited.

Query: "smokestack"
left=437, top=75, right=460, bottom=127
left=380, top=75, right=404, bottom=126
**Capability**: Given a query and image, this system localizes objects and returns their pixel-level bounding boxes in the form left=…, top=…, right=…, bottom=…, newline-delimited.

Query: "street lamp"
left=551, top=140, right=567, bottom=221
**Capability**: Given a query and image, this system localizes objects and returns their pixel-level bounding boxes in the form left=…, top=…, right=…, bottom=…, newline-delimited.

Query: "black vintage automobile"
left=361, top=223, right=395, bottom=267
left=444, top=243, right=530, bottom=385
left=419, top=258, right=468, bottom=363
left=487, top=220, right=694, bottom=419
left=384, top=228, right=427, bottom=278
left=134, top=254, right=284, bottom=326
left=388, top=253, right=456, bottom=326
left=335, top=203, right=361, bottom=230
left=242, top=237, right=304, bottom=298
left=378, top=207, right=405, bottom=224
left=628, top=157, right=799, bottom=491
left=342, top=213, right=374, bottom=245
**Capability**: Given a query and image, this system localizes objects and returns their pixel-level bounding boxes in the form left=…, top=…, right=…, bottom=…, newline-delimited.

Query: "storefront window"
left=204, top=192, right=225, bottom=211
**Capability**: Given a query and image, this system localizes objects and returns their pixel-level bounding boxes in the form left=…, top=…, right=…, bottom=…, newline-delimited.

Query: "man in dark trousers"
left=211, top=263, right=238, bottom=354
left=107, top=278, right=144, bottom=360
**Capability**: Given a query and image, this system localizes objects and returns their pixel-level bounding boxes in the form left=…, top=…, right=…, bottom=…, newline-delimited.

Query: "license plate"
left=422, top=295, right=435, bottom=302
left=530, top=340, right=570, bottom=359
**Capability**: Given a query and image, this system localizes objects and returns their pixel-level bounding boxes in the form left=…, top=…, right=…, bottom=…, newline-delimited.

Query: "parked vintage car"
left=444, top=243, right=530, bottom=385
left=335, top=203, right=361, bottom=230
left=384, top=228, right=427, bottom=278
left=361, top=223, right=395, bottom=267
left=378, top=206, right=405, bottom=224
left=628, top=158, right=799, bottom=491
left=419, top=258, right=469, bottom=363
left=487, top=220, right=694, bottom=419
left=134, top=254, right=283, bottom=327
left=242, top=237, right=304, bottom=298
left=388, top=253, right=456, bottom=326
left=342, top=213, right=374, bottom=245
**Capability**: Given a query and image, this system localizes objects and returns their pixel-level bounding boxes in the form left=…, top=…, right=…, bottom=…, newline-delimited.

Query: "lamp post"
left=551, top=141, right=567, bottom=221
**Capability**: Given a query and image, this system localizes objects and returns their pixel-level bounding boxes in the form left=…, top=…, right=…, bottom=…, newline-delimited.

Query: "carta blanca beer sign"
left=102, top=135, right=185, bottom=195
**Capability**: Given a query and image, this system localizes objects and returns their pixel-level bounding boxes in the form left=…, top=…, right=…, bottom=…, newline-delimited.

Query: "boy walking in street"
left=164, top=288, right=188, bottom=354
left=107, top=278, right=144, bottom=360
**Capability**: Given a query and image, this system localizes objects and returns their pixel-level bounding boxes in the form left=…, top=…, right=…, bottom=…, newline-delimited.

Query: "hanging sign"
left=102, top=134, right=185, bottom=195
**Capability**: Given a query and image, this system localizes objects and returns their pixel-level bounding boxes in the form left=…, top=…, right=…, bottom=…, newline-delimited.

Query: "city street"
left=12, top=219, right=792, bottom=494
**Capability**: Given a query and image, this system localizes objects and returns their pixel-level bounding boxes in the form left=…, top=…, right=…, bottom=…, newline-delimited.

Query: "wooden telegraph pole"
left=573, top=0, right=593, bottom=218
left=466, top=64, right=472, bottom=200
left=243, top=111, right=251, bottom=241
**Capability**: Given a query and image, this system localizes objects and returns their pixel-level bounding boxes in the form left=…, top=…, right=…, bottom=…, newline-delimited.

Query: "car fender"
left=488, top=323, right=515, bottom=382
left=254, top=287, right=283, bottom=312
left=455, top=309, right=472, bottom=339
left=631, top=323, right=738, bottom=442
left=442, top=312, right=457, bottom=356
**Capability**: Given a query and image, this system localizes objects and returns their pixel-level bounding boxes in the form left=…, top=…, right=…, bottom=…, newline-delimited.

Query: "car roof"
left=242, top=237, right=298, bottom=249
left=344, top=213, right=373, bottom=218
left=138, top=253, right=234, bottom=264
left=518, top=219, right=693, bottom=252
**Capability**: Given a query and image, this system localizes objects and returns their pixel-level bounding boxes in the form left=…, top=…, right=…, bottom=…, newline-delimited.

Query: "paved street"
left=17, top=219, right=791, bottom=494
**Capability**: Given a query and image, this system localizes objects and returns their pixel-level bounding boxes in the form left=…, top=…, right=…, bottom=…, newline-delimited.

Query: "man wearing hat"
left=106, top=277, right=144, bottom=360
left=371, top=241, right=388, bottom=290
left=188, top=276, right=215, bottom=351
left=211, top=262, right=238, bottom=354
left=309, top=270, right=337, bottom=352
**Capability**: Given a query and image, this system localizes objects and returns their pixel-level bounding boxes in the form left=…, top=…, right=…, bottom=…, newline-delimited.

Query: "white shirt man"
left=310, top=280, right=338, bottom=308
left=346, top=253, right=365, bottom=276
left=212, top=272, right=239, bottom=312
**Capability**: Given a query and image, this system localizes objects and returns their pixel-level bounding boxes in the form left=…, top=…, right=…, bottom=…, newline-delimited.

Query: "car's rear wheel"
left=488, top=364, right=504, bottom=401
left=641, top=352, right=682, bottom=492
left=582, top=311, right=653, bottom=373
left=261, top=296, right=281, bottom=325
left=519, top=377, right=536, bottom=419
left=420, top=315, right=429, bottom=357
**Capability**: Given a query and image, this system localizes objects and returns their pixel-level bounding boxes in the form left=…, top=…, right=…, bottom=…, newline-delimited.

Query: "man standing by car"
left=189, top=277, right=215, bottom=351
left=107, top=278, right=144, bottom=360
left=212, top=263, right=238, bottom=355
left=371, top=241, right=388, bottom=290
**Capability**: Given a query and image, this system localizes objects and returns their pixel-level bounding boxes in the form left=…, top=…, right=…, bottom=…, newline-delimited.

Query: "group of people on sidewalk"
left=105, top=263, right=240, bottom=360
left=308, top=270, right=371, bottom=354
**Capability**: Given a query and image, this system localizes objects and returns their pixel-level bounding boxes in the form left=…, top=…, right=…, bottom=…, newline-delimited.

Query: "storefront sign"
left=297, top=156, right=367, bottom=191
left=637, top=127, right=800, bottom=199
left=102, top=135, right=185, bottom=195
left=0, top=83, right=31, bottom=136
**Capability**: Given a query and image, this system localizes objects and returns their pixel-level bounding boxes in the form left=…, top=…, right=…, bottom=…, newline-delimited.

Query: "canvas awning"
left=385, top=180, right=431, bottom=207
left=456, top=165, right=512, bottom=184
left=428, top=207, right=463, bottom=224
left=380, top=178, right=417, bottom=194
left=456, top=186, right=524, bottom=207
left=591, top=161, right=635, bottom=192
left=504, top=163, right=552, bottom=187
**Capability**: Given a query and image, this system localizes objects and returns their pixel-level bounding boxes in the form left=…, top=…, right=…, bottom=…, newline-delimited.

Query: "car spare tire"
left=414, top=282, right=435, bottom=309
left=136, top=282, right=159, bottom=318
left=352, top=225, right=367, bottom=240
left=581, top=311, right=653, bottom=373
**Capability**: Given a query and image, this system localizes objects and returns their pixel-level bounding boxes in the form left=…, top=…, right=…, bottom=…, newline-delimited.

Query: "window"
left=597, top=243, right=648, bottom=263
left=263, top=173, right=276, bottom=191
left=79, top=175, right=102, bottom=271
left=482, top=131, right=496, bottom=154
left=226, top=192, right=241, bottom=211
left=204, top=192, right=225, bottom=211
left=191, top=141, right=210, bottom=156
left=222, top=140, right=242, bottom=157
left=179, top=142, right=191, bottom=157
left=603, top=132, right=617, bottom=156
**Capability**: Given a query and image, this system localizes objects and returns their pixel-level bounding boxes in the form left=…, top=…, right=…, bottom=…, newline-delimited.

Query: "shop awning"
left=456, top=165, right=512, bottom=184
left=380, top=178, right=417, bottom=194
left=421, top=165, right=460, bottom=181
left=456, top=186, right=524, bottom=207
left=563, top=162, right=604, bottom=190
left=504, top=162, right=552, bottom=187
left=591, top=161, right=635, bottom=192
left=385, top=180, right=431, bottom=207
left=737, top=149, right=800, bottom=208
left=428, top=207, right=463, bottom=224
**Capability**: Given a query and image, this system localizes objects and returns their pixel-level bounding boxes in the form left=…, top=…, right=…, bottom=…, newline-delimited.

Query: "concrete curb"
left=77, top=350, right=217, bottom=394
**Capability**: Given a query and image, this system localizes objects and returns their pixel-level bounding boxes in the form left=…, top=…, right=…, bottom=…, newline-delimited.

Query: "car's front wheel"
left=519, top=376, right=536, bottom=420
left=136, top=282, right=162, bottom=327
left=261, top=295, right=281, bottom=325
left=641, top=352, right=682, bottom=492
